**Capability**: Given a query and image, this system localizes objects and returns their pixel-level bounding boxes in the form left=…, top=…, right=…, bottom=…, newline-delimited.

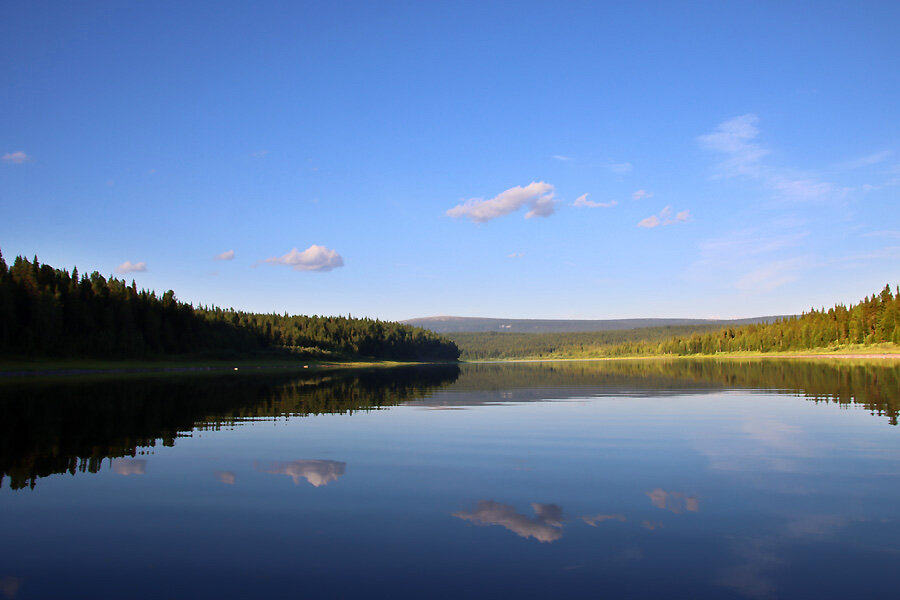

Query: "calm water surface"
left=2, top=360, right=900, bottom=599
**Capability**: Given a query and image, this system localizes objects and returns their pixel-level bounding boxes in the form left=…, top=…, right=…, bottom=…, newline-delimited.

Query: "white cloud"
left=115, top=261, right=147, bottom=274
left=264, top=245, right=344, bottom=272
left=637, top=206, right=690, bottom=228
left=2, top=150, right=30, bottom=164
left=552, top=154, right=572, bottom=161
left=215, top=249, right=235, bottom=261
left=446, top=181, right=558, bottom=223
left=699, top=115, right=839, bottom=203
left=632, top=189, right=653, bottom=201
left=573, top=193, right=617, bottom=208
left=507, top=252, right=524, bottom=258
left=454, top=500, right=564, bottom=543
left=256, top=460, right=346, bottom=487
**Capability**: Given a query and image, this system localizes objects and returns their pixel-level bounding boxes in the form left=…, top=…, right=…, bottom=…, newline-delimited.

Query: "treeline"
left=449, top=324, right=726, bottom=360
left=613, top=284, right=900, bottom=356
left=450, top=285, right=899, bottom=359
left=0, top=251, right=459, bottom=361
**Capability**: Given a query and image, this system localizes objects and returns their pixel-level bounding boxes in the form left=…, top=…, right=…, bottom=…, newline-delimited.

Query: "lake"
left=2, top=359, right=899, bottom=599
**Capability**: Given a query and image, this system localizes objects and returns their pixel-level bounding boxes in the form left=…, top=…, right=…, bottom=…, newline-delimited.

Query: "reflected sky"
left=1, top=361, right=899, bottom=599
left=255, top=460, right=346, bottom=487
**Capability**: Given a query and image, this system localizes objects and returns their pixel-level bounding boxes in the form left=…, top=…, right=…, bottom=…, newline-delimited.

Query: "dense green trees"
left=450, top=285, right=900, bottom=359
left=0, top=251, right=459, bottom=361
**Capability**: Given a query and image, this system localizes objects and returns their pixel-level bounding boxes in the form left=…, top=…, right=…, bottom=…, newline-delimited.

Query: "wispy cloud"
left=251, top=150, right=269, bottom=158
left=115, top=261, right=147, bottom=274
left=573, top=193, right=617, bottom=208
left=632, top=189, right=653, bottom=201
left=734, top=257, right=809, bottom=293
left=552, top=154, right=572, bottom=161
left=603, top=161, right=633, bottom=174
left=507, top=252, right=524, bottom=259
left=264, top=245, right=344, bottom=272
left=699, top=115, right=837, bottom=202
left=454, top=500, right=564, bottom=543
left=582, top=514, right=626, bottom=526
left=2, top=150, right=30, bottom=164
left=446, top=182, right=558, bottom=223
left=836, top=150, right=892, bottom=170
left=214, top=249, right=235, bottom=261
left=637, top=206, right=690, bottom=228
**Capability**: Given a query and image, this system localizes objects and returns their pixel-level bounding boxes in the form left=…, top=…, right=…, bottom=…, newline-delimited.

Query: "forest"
left=451, top=285, right=900, bottom=359
left=0, top=251, right=459, bottom=362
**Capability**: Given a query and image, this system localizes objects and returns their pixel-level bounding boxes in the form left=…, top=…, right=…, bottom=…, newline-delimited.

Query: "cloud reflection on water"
left=112, top=458, right=146, bottom=476
left=647, top=489, right=700, bottom=513
left=454, top=500, right=564, bottom=543
left=215, top=471, right=236, bottom=485
left=255, top=460, right=346, bottom=487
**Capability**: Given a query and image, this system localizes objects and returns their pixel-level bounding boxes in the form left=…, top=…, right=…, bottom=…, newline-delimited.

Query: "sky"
left=1, top=1, right=898, bottom=320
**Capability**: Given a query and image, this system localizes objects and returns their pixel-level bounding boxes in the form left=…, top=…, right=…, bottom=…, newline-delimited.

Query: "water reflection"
left=214, top=470, right=236, bottom=485
left=0, top=365, right=459, bottom=490
left=454, top=500, right=565, bottom=543
left=256, top=460, right=346, bottom=487
left=0, top=576, right=21, bottom=599
left=647, top=489, right=699, bottom=513
left=112, top=458, right=147, bottom=476
left=582, top=513, right=626, bottom=526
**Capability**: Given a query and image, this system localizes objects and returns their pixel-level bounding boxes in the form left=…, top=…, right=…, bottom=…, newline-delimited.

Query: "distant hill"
left=401, top=315, right=790, bottom=334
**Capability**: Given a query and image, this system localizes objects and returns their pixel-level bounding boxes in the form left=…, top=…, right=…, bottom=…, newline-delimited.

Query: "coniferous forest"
left=0, top=251, right=460, bottom=362
left=452, top=285, right=900, bottom=359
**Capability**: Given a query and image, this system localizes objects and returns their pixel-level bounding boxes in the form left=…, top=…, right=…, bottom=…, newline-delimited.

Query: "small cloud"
left=115, top=261, right=147, bottom=274
left=264, top=245, right=344, bottom=272
left=734, top=257, right=808, bottom=292
left=603, top=162, right=633, bottom=174
left=454, top=500, right=564, bottom=543
left=256, top=460, right=346, bottom=487
left=215, top=471, right=236, bottom=485
left=582, top=514, right=626, bottom=526
left=215, top=249, right=235, bottom=261
left=638, top=206, right=691, bottom=228
left=2, top=151, right=30, bottom=164
left=573, top=193, right=617, bottom=208
left=647, top=489, right=700, bottom=513
left=552, top=155, right=572, bottom=161
left=507, top=252, right=524, bottom=258
left=632, top=189, right=653, bottom=201
left=251, top=150, right=269, bottom=158
left=112, top=458, right=146, bottom=476
left=446, top=181, right=558, bottom=223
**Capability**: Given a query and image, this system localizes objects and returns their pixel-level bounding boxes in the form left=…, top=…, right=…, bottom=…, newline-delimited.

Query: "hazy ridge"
left=402, top=315, right=790, bottom=334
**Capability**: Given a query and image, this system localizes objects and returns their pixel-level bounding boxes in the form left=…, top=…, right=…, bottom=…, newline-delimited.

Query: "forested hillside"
left=450, top=286, right=900, bottom=359
left=0, top=251, right=459, bottom=361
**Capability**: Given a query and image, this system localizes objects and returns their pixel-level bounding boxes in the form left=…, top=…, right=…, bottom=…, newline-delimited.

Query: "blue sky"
left=2, top=1, right=898, bottom=320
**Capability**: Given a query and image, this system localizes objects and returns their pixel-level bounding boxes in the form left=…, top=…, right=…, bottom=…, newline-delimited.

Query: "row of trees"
left=449, top=324, right=725, bottom=360
left=0, top=251, right=459, bottom=361
left=449, top=285, right=900, bottom=359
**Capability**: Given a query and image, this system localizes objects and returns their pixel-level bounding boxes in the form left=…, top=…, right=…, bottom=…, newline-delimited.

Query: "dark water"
left=2, top=360, right=900, bottom=599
